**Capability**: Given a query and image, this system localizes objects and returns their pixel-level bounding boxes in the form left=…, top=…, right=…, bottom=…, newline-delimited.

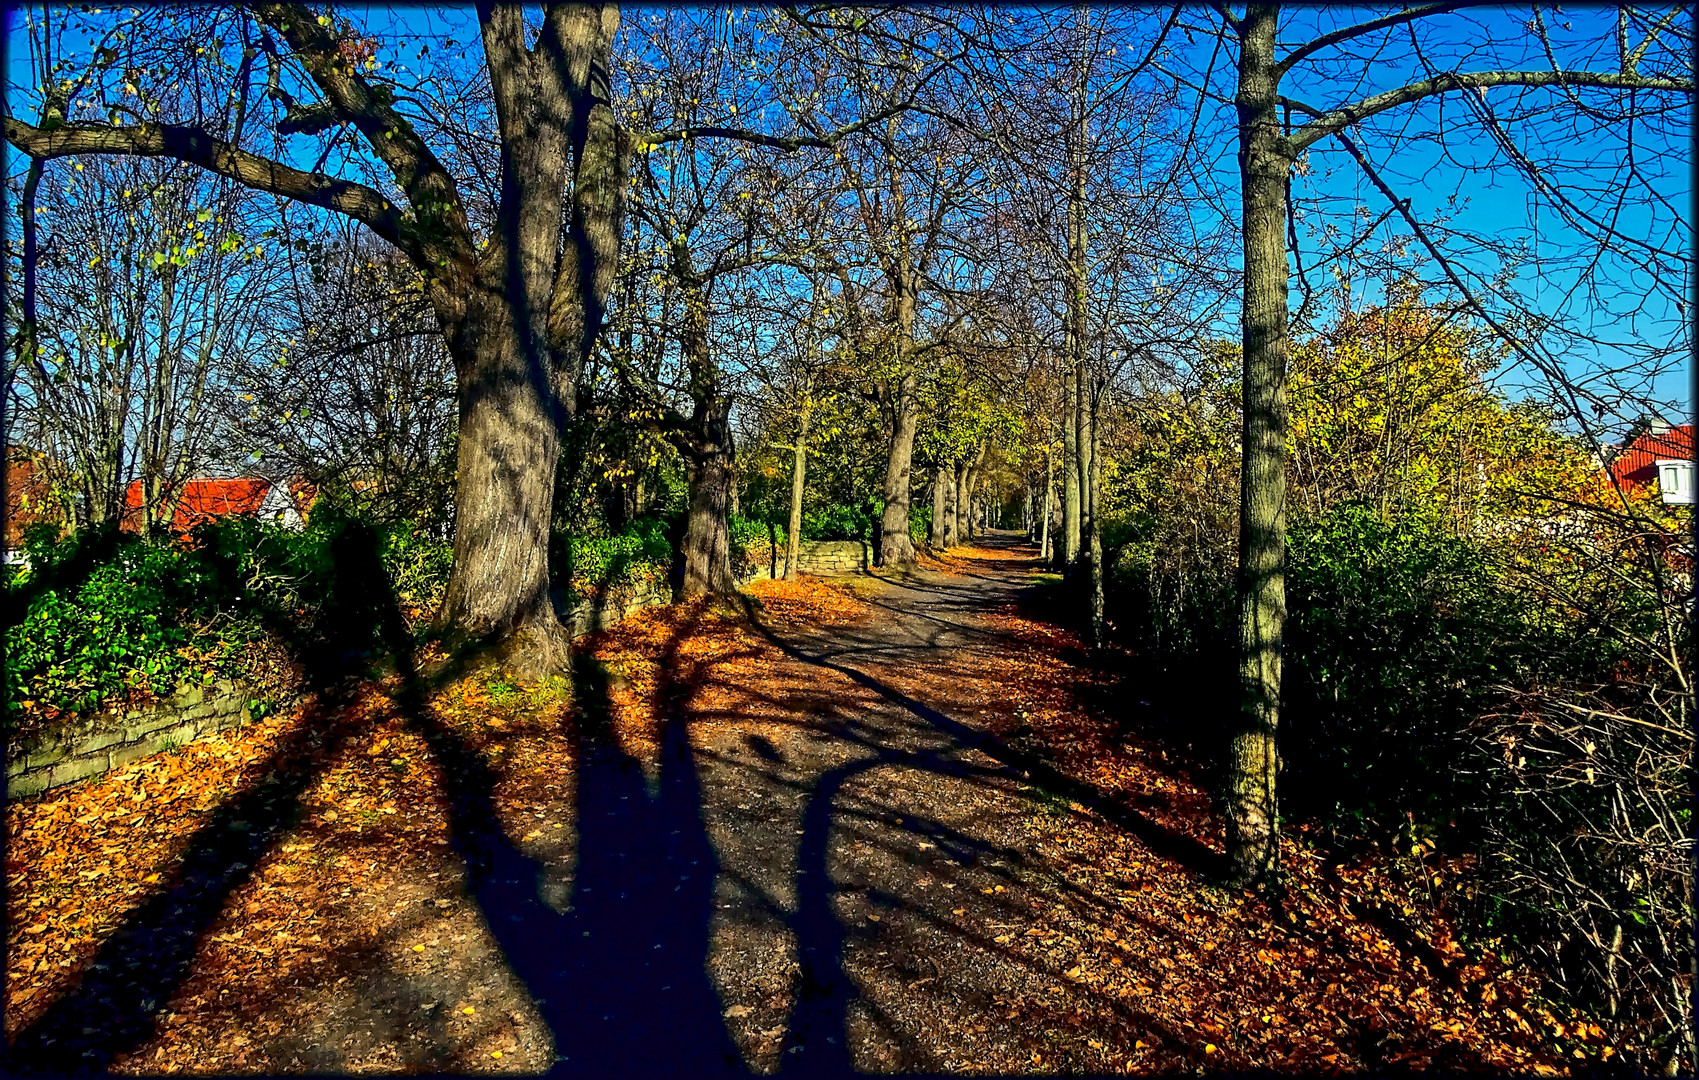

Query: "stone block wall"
left=739, top=539, right=872, bottom=578
left=7, top=545, right=873, bottom=799
left=7, top=680, right=265, bottom=799
left=563, top=576, right=672, bottom=636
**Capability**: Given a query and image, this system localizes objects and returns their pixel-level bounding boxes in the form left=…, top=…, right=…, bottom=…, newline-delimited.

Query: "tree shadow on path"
left=5, top=520, right=404, bottom=1073
left=6, top=523, right=744, bottom=1076
left=736, top=593, right=1227, bottom=884
left=396, top=607, right=745, bottom=1076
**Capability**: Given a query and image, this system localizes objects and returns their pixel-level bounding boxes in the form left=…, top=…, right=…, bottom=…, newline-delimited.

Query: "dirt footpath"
left=7, top=533, right=1574, bottom=1074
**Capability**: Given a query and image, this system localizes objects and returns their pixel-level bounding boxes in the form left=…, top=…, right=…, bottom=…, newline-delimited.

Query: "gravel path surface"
left=14, top=531, right=1542, bottom=1074
left=477, top=530, right=1167, bottom=1076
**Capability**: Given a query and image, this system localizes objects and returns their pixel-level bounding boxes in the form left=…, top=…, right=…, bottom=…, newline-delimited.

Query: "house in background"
left=121, top=475, right=318, bottom=534
left=5, top=446, right=67, bottom=563
left=1604, top=420, right=1693, bottom=506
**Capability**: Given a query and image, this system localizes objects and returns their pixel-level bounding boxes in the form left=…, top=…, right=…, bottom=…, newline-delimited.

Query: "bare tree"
left=8, top=149, right=282, bottom=530
left=780, top=9, right=985, bottom=568
left=5, top=2, right=901, bottom=673
left=1160, top=2, right=1694, bottom=887
left=232, top=217, right=457, bottom=526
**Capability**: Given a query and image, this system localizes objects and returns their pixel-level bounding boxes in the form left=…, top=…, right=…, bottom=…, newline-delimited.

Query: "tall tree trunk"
left=953, top=457, right=970, bottom=544
left=1060, top=4, right=1093, bottom=579
left=1040, top=446, right=1054, bottom=562
left=879, top=374, right=919, bottom=566
left=929, top=461, right=950, bottom=549
left=879, top=271, right=920, bottom=567
left=1227, top=2, right=1291, bottom=888
left=436, top=4, right=625, bottom=678
left=680, top=426, right=736, bottom=598
left=785, top=412, right=810, bottom=580
left=142, top=257, right=181, bottom=534
left=1074, top=361, right=1092, bottom=557
left=673, top=278, right=737, bottom=600
left=960, top=441, right=987, bottom=541
left=1087, top=383, right=1105, bottom=647
left=437, top=266, right=570, bottom=673
left=1061, top=368, right=1081, bottom=571
left=942, top=461, right=960, bottom=547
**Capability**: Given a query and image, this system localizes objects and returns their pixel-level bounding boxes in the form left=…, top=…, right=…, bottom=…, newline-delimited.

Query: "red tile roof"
left=1606, top=425, right=1693, bottom=491
left=122, top=478, right=276, bottom=532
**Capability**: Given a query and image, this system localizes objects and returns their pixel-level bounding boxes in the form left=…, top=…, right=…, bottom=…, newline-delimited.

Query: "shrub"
left=558, top=524, right=671, bottom=600
left=6, top=536, right=207, bottom=714
left=728, top=513, right=769, bottom=554
left=1280, top=503, right=1537, bottom=830
left=5, top=511, right=457, bottom=723
left=909, top=504, right=932, bottom=543
left=801, top=501, right=874, bottom=541
left=382, top=528, right=454, bottom=615
left=1108, top=495, right=1691, bottom=1067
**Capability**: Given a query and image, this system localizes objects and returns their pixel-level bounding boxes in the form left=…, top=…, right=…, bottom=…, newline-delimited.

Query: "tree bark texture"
left=942, top=461, right=960, bottom=547
left=785, top=414, right=810, bottom=580
left=672, top=275, right=738, bottom=599
left=1073, top=359, right=1093, bottom=561
left=959, top=441, right=986, bottom=541
left=1061, top=368, right=1081, bottom=571
left=1087, top=387, right=1105, bottom=647
left=680, top=434, right=736, bottom=599
left=929, top=462, right=950, bottom=549
left=1227, top=2, right=1291, bottom=887
left=1040, top=447, right=1054, bottom=562
left=952, top=458, right=969, bottom=544
left=433, top=4, right=625, bottom=676
left=879, top=275, right=921, bottom=567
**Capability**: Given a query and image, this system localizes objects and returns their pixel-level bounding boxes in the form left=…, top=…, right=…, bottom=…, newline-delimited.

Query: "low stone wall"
left=7, top=547, right=871, bottom=800
left=741, top=539, right=873, bottom=578
left=7, top=680, right=263, bottom=799
left=563, top=575, right=672, bottom=636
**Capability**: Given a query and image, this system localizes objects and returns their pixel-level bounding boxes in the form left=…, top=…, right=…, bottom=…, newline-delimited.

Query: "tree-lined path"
left=7, top=537, right=1577, bottom=1074
left=7, top=6, right=1689, bottom=1068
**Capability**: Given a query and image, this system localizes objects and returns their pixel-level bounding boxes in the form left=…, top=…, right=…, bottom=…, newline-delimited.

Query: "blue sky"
left=1161, top=4, right=1692, bottom=422
left=7, top=4, right=1691, bottom=424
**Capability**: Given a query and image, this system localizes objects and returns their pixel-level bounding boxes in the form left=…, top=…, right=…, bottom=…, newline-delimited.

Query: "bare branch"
left=1274, top=2, right=1483, bottom=77
left=1289, top=67, right=1694, bottom=152
left=634, top=95, right=916, bottom=154
left=3, top=117, right=417, bottom=258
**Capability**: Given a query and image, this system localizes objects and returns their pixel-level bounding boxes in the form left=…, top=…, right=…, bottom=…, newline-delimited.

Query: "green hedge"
left=6, top=535, right=208, bottom=715
left=5, top=511, right=454, bottom=720
left=1280, top=505, right=1537, bottom=828
left=1109, top=501, right=1631, bottom=833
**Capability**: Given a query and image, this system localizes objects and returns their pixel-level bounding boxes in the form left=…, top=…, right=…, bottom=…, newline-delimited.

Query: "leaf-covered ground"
left=6, top=536, right=1617, bottom=1073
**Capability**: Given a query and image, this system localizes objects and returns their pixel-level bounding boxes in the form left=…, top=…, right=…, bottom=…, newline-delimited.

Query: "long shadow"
left=736, top=594, right=1227, bottom=884
left=7, top=522, right=747, bottom=1075
left=780, top=747, right=912, bottom=1078
left=340, top=559, right=745, bottom=1073
left=774, top=709, right=1201, bottom=1073
left=5, top=520, right=402, bottom=1073
left=10, top=519, right=1222, bottom=1075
